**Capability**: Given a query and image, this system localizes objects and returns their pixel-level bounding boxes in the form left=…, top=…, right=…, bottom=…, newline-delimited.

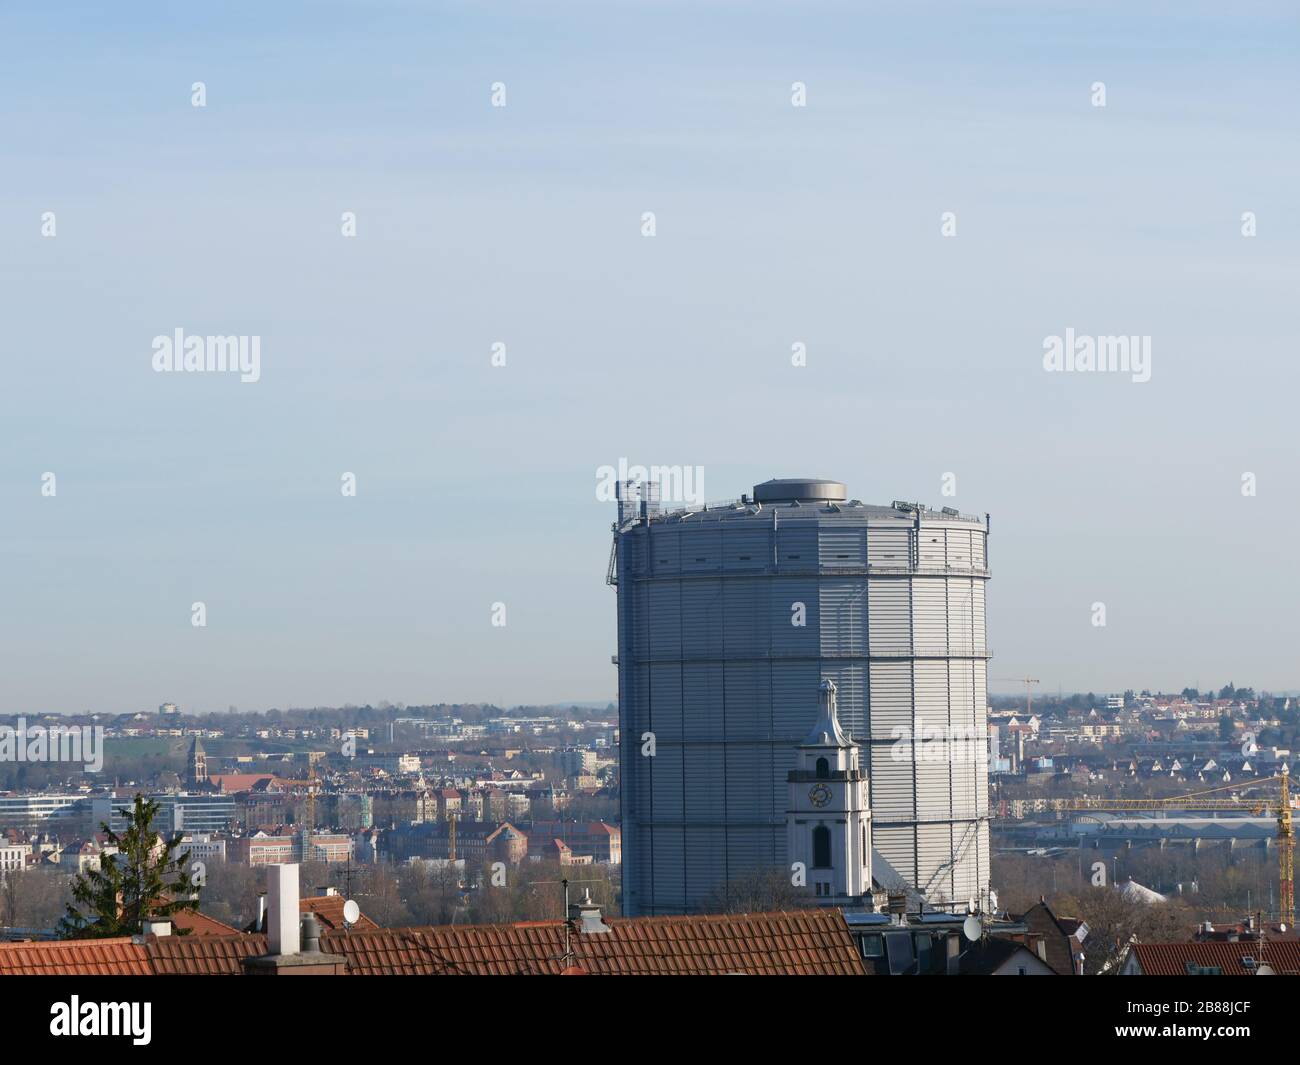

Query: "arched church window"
left=815, top=757, right=830, bottom=779
left=813, top=824, right=831, bottom=869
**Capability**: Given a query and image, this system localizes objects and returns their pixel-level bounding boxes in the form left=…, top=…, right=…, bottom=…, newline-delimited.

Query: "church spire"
left=803, top=678, right=850, bottom=747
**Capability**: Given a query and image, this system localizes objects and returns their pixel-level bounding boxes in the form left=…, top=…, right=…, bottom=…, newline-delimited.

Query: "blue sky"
left=2, top=1, right=1297, bottom=713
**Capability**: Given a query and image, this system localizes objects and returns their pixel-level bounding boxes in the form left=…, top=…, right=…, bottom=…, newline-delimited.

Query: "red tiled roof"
left=0, top=937, right=151, bottom=976
left=170, top=909, right=242, bottom=936
left=302, top=895, right=378, bottom=930
left=0, top=909, right=864, bottom=977
left=323, top=909, right=865, bottom=976
left=1129, top=941, right=1300, bottom=975
left=149, top=933, right=268, bottom=976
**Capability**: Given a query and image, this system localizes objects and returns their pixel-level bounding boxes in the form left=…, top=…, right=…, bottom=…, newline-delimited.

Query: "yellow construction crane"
left=1050, top=769, right=1294, bottom=924
left=995, top=677, right=1040, bottom=717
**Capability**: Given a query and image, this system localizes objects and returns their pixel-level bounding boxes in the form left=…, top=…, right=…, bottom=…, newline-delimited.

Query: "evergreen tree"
left=58, top=793, right=201, bottom=939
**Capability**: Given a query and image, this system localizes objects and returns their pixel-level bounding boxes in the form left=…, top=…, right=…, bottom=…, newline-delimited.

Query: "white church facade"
left=786, top=679, right=872, bottom=907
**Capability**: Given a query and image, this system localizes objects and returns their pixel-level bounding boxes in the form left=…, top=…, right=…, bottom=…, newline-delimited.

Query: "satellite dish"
left=962, top=915, right=982, bottom=942
left=342, top=899, right=361, bottom=926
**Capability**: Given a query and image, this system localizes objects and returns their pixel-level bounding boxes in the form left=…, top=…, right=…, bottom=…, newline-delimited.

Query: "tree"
left=702, top=866, right=814, bottom=914
left=1054, top=887, right=1195, bottom=975
left=58, top=794, right=201, bottom=939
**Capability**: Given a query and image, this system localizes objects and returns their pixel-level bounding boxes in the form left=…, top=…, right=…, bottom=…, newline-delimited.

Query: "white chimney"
left=142, top=919, right=171, bottom=937
left=266, top=863, right=301, bottom=956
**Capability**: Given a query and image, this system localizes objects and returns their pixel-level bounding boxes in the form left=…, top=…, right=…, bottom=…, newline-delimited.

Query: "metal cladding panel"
left=681, top=662, right=723, bottom=742
left=819, top=526, right=867, bottom=567
left=685, top=826, right=726, bottom=903
left=947, top=578, right=975, bottom=654
left=948, top=660, right=976, bottom=729
left=772, top=744, right=799, bottom=816
left=680, top=525, right=722, bottom=573
left=950, top=741, right=982, bottom=819
left=867, top=580, right=911, bottom=653
left=770, top=578, right=819, bottom=655
left=625, top=828, right=652, bottom=906
left=867, top=525, right=911, bottom=566
left=911, top=578, right=948, bottom=655
left=649, top=528, right=681, bottom=574
left=619, top=531, right=647, bottom=577
left=918, top=823, right=956, bottom=904
left=913, top=659, right=949, bottom=726
left=944, top=528, right=973, bottom=567
left=724, top=659, right=769, bottom=739
left=972, top=581, right=987, bottom=653
left=723, top=524, right=770, bottom=570
left=868, top=746, right=915, bottom=821
left=819, top=579, right=866, bottom=657
left=648, top=664, right=683, bottom=744
left=915, top=750, right=952, bottom=820
left=776, top=522, right=818, bottom=566
left=650, top=741, right=684, bottom=822
left=626, top=580, right=648, bottom=661
left=628, top=666, right=653, bottom=812
left=683, top=744, right=725, bottom=824
left=646, top=582, right=681, bottom=658
left=772, top=660, right=820, bottom=741
left=725, top=743, right=769, bottom=822
left=868, top=661, right=912, bottom=741
left=873, top=826, right=916, bottom=887
left=971, top=531, right=987, bottom=567
left=948, top=819, right=988, bottom=906
left=727, top=826, right=772, bottom=878
left=918, top=529, right=946, bottom=567
left=681, top=580, right=724, bottom=659
left=723, top=578, right=767, bottom=656
left=650, top=828, right=686, bottom=912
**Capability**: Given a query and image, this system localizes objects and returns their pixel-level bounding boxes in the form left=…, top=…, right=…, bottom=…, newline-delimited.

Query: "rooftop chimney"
left=242, top=863, right=347, bottom=976
left=142, top=919, right=171, bottom=937
left=266, top=863, right=301, bottom=956
left=569, top=889, right=611, bottom=934
left=301, top=912, right=322, bottom=953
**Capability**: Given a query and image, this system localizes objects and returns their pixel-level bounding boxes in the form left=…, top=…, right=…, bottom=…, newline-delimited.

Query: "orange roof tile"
left=0, top=936, right=151, bottom=976
left=1129, top=940, right=1300, bottom=975
left=0, top=909, right=864, bottom=977
left=148, top=933, right=268, bottom=976
left=302, top=895, right=378, bottom=930
left=321, top=909, right=865, bottom=976
left=170, top=909, right=242, bottom=936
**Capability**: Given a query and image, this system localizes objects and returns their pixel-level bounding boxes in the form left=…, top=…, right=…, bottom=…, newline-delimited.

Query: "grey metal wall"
left=614, top=497, right=990, bottom=916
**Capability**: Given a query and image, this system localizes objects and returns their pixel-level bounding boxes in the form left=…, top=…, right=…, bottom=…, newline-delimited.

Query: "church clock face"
left=808, top=783, right=832, bottom=808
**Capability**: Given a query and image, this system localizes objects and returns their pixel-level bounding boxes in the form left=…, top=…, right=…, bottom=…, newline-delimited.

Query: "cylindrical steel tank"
left=611, top=478, right=990, bottom=915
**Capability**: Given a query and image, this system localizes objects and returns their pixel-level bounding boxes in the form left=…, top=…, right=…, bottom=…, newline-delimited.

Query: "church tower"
left=787, top=679, right=872, bottom=906
left=188, top=735, right=207, bottom=786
